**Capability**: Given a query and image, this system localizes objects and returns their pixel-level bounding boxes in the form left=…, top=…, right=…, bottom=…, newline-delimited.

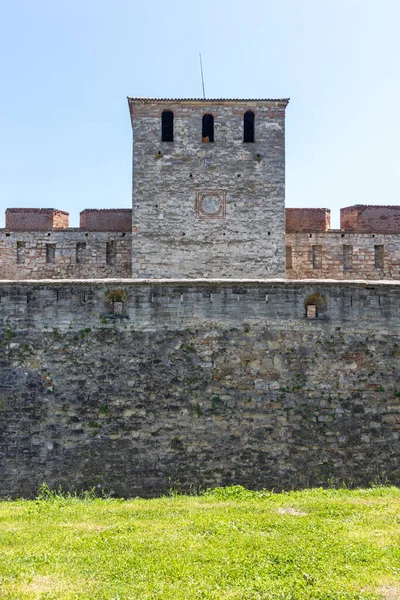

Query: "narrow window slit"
left=243, top=111, right=255, bottom=143
left=202, top=114, right=214, bottom=142
left=76, top=242, right=86, bottom=264
left=106, top=241, right=116, bottom=266
left=286, top=246, right=293, bottom=269
left=17, top=241, right=26, bottom=265
left=374, top=245, right=384, bottom=269
left=161, top=110, right=174, bottom=142
left=46, top=244, right=56, bottom=264
left=312, top=245, right=322, bottom=270
left=343, top=245, right=353, bottom=271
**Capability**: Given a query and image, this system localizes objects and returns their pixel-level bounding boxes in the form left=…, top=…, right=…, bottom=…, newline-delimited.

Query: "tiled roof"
left=128, top=97, right=289, bottom=104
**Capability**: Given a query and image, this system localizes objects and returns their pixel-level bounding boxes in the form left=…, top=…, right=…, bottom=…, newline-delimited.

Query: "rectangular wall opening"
left=312, top=245, right=322, bottom=270
left=286, top=245, right=293, bottom=269
left=17, top=241, right=26, bottom=265
left=76, top=242, right=86, bottom=264
left=46, top=244, right=56, bottom=264
left=113, top=301, right=124, bottom=315
left=307, top=305, right=317, bottom=318
left=343, top=244, right=353, bottom=271
left=374, top=245, right=384, bottom=269
left=106, top=241, right=117, bottom=266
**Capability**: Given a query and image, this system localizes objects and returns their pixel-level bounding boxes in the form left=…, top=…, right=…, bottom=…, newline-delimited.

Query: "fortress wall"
left=285, top=208, right=330, bottom=232
left=80, top=209, right=132, bottom=231
left=286, top=232, right=400, bottom=279
left=0, top=279, right=399, bottom=498
left=2, top=228, right=400, bottom=281
left=341, top=205, right=400, bottom=233
left=6, top=208, right=69, bottom=230
left=0, top=231, right=132, bottom=279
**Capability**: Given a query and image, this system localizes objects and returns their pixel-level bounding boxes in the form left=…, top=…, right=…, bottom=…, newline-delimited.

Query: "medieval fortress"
left=2, top=98, right=400, bottom=281
left=0, top=98, right=399, bottom=497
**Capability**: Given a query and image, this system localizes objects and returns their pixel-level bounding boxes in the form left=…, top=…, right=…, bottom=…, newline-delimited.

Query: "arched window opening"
left=202, top=114, right=214, bottom=142
left=243, top=111, right=255, bottom=143
left=161, top=110, right=174, bottom=142
left=304, top=293, right=327, bottom=319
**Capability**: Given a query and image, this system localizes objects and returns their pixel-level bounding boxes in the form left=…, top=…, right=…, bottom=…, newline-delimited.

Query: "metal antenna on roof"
left=199, top=52, right=206, bottom=99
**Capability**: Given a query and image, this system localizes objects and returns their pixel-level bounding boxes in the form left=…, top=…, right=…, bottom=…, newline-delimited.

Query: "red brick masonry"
left=6, top=208, right=69, bottom=230
left=79, top=209, right=132, bottom=232
left=285, top=208, right=330, bottom=233
left=340, top=205, right=400, bottom=233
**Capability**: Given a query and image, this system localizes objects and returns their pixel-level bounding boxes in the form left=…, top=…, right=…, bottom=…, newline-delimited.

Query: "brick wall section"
left=6, top=209, right=69, bottom=230
left=0, top=280, right=399, bottom=497
left=80, top=209, right=132, bottom=232
left=341, top=205, right=400, bottom=233
left=0, top=230, right=132, bottom=279
left=286, top=232, right=400, bottom=279
left=285, top=208, right=330, bottom=232
left=128, top=98, right=288, bottom=278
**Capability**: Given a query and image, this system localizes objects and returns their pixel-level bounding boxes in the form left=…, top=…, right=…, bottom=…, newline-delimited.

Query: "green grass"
left=0, top=486, right=399, bottom=599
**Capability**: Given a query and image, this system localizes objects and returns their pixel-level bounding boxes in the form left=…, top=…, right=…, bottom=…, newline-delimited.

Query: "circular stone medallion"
left=199, top=194, right=222, bottom=216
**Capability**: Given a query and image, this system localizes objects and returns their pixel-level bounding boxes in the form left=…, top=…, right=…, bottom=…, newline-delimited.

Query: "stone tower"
left=128, top=98, right=289, bottom=278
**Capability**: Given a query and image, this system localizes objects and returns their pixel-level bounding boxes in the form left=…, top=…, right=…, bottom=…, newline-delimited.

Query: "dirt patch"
left=60, top=522, right=108, bottom=531
left=11, top=575, right=67, bottom=596
left=277, top=507, right=308, bottom=516
left=376, top=586, right=400, bottom=599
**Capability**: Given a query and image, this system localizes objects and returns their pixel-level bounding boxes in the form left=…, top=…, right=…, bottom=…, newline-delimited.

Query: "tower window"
left=161, top=110, right=174, bottom=142
left=243, top=111, right=255, bottom=143
left=202, top=114, right=214, bottom=142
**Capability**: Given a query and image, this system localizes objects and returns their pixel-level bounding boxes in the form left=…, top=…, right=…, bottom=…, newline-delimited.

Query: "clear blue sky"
left=0, top=0, right=399, bottom=227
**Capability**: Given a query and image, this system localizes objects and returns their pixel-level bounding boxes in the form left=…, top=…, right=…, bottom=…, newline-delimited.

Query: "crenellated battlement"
left=4, top=208, right=132, bottom=232
left=2, top=100, right=400, bottom=283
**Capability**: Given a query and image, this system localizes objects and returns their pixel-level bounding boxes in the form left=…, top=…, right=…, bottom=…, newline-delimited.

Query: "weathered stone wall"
left=0, top=230, right=132, bottom=279
left=286, top=208, right=330, bottom=232
left=128, top=99, right=288, bottom=279
left=286, top=232, right=400, bottom=279
left=341, top=205, right=400, bottom=233
left=0, top=279, right=398, bottom=498
left=3, top=225, right=400, bottom=281
left=6, top=208, right=69, bottom=231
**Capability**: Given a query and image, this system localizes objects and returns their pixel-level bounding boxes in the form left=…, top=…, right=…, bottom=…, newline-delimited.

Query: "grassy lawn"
left=0, top=486, right=399, bottom=599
